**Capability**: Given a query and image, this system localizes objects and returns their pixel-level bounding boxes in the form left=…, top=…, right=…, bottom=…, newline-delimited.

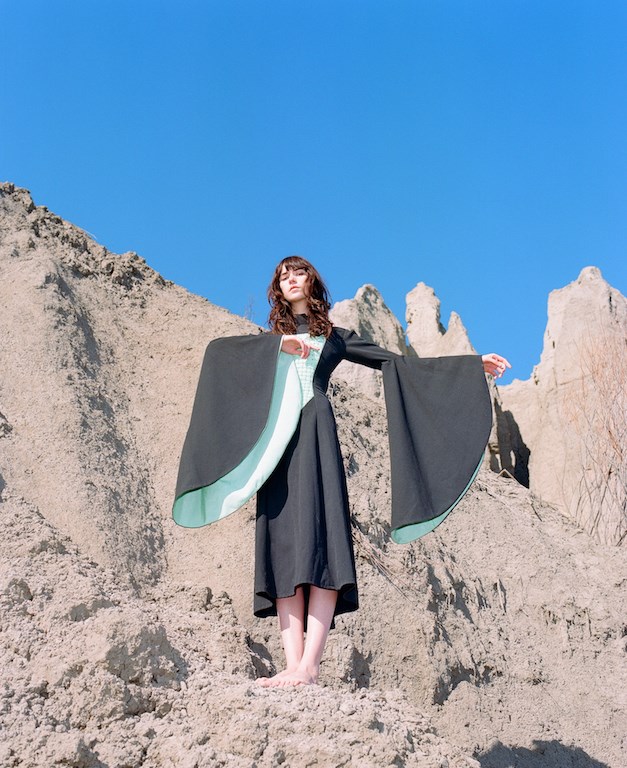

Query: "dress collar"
left=294, top=313, right=309, bottom=331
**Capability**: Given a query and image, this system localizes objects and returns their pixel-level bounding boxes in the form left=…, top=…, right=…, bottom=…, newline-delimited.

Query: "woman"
left=173, top=256, right=510, bottom=688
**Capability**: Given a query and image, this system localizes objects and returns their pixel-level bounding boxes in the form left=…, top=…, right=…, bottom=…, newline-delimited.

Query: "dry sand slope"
left=0, top=182, right=625, bottom=767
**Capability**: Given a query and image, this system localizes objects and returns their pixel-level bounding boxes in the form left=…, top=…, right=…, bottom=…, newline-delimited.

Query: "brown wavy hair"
left=267, top=256, right=333, bottom=338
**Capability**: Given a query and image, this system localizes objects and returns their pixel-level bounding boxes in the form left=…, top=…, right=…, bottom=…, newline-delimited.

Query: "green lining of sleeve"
left=390, top=454, right=483, bottom=544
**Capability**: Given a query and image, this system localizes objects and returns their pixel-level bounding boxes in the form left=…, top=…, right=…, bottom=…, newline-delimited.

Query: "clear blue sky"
left=2, top=1, right=625, bottom=385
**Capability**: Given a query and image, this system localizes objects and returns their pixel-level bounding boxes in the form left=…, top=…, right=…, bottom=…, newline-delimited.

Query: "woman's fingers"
left=493, top=354, right=511, bottom=368
left=281, top=336, right=321, bottom=358
left=481, top=353, right=512, bottom=378
left=297, top=340, right=321, bottom=358
left=494, top=355, right=511, bottom=374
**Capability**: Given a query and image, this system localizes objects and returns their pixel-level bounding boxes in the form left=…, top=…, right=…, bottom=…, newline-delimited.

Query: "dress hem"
left=253, top=580, right=359, bottom=621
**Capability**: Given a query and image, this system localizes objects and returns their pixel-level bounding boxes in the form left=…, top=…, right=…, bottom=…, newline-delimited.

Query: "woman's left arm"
left=481, top=353, right=511, bottom=379
left=341, top=329, right=511, bottom=379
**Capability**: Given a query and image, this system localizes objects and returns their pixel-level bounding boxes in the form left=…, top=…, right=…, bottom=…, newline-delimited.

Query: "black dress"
left=254, top=315, right=398, bottom=619
left=172, top=316, right=492, bottom=623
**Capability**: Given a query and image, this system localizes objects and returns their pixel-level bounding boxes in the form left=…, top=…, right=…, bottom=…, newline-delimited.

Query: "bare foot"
left=268, top=666, right=319, bottom=687
left=255, top=668, right=297, bottom=687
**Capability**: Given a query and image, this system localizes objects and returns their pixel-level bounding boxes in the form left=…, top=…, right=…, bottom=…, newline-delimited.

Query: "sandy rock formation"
left=329, top=284, right=408, bottom=401
left=500, top=267, right=627, bottom=546
left=406, top=282, right=476, bottom=357
left=0, top=182, right=251, bottom=588
left=1, top=183, right=625, bottom=767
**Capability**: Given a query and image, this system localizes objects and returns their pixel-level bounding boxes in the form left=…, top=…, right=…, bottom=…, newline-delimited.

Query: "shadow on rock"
left=246, top=637, right=275, bottom=678
left=494, top=402, right=530, bottom=487
left=476, top=739, right=609, bottom=768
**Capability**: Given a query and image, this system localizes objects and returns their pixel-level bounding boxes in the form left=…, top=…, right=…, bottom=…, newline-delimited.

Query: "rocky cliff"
left=499, top=267, right=626, bottom=546
left=405, top=282, right=476, bottom=357
left=0, top=183, right=624, bottom=767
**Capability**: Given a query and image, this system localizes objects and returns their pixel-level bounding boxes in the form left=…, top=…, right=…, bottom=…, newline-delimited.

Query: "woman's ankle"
left=298, top=660, right=319, bottom=677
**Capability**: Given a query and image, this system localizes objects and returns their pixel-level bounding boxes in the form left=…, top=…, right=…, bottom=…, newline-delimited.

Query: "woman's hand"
left=281, top=336, right=320, bottom=359
left=481, top=353, right=511, bottom=379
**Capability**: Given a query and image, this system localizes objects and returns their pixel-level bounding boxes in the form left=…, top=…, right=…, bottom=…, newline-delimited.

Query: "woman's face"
left=279, top=266, right=309, bottom=305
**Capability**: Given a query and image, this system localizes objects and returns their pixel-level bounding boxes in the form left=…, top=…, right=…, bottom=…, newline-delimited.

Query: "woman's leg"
left=270, top=586, right=338, bottom=687
left=256, top=587, right=305, bottom=687
left=278, top=586, right=306, bottom=670
left=298, top=585, right=338, bottom=682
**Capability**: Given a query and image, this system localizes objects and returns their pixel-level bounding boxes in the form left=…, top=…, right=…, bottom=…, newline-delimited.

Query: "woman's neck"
left=290, top=298, right=308, bottom=314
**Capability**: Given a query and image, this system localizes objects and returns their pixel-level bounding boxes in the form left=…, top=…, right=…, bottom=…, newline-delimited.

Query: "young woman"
left=173, top=256, right=510, bottom=688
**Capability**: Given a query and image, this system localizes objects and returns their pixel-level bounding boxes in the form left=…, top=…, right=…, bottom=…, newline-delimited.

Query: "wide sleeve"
left=338, top=329, right=493, bottom=543
left=173, top=333, right=282, bottom=526
left=173, top=331, right=328, bottom=528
